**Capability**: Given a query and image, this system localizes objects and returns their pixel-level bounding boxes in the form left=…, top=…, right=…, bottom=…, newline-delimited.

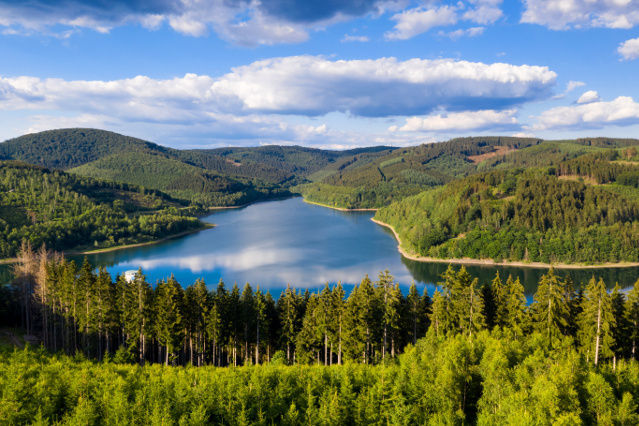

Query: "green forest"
left=6, top=129, right=639, bottom=264
left=3, top=245, right=639, bottom=424
left=375, top=167, right=639, bottom=264
left=0, top=161, right=204, bottom=258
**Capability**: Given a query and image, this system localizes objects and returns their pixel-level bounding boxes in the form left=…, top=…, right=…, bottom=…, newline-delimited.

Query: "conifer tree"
left=610, top=284, right=628, bottom=363
left=578, top=277, right=615, bottom=365
left=332, top=283, right=345, bottom=364
left=531, top=269, right=568, bottom=346
left=406, top=282, right=421, bottom=345
left=625, top=280, right=639, bottom=359
left=504, top=275, right=528, bottom=338
left=430, top=289, right=447, bottom=337
left=279, top=284, right=299, bottom=363
left=154, top=275, right=183, bottom=366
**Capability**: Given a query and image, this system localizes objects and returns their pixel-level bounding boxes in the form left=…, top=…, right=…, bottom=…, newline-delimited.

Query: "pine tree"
left=406, top=282, right=421, bottom=345
left=332, top=282, right=345, bottom=365
left=531, top=269, right=568, bottom=346
left=154, top=275, right=183, bottom=366
left=504, top=275, right=528, bottom=338
left=578, top=277, right=615, bottom=366
left=205, top=300, right=221, bottom=366
left=279, top=284, right=299, bottom=363
left=610, top=284, right=628, bottom=364
left=430, top=289, right=447, bottom=337
left=625, top=280, right=639, bottom=359
left=255, top=287, right=267, bottom=364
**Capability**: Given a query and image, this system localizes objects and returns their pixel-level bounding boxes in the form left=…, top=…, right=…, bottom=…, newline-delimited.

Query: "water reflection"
left=3, top=197, right=639, bottom=297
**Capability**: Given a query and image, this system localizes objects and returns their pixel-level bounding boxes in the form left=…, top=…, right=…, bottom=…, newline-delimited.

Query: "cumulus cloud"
left=619, top=37, right=639, bottom=60
left=521, top=0, right=639, bottom=30
left=0, top=56, right=556, bottom=119
left=577, top=90, right=601, bottom=104
left=532, top=96, right=639, bottom=130
left=386, top=0, right=502, bottom=40
left=462, top=0, right=503, bottom=25
left=393, top=109, right=518, bottom=132
left=342, top=34, right=370, bottom=42
left=566, top=80, right=586, bottom=92
left=0, top=0, right=402, bottom=45
left=211, top=56, right=556, bottom=116
left=439, top=26, right=484, bottom=40
left=386, top=5, right=458, bottom=40
left=0, top=55, right=558, bottom=146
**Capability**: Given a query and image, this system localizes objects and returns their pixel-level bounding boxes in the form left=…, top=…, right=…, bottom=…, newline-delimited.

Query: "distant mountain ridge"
left=0, top=128, right=394, bottom=206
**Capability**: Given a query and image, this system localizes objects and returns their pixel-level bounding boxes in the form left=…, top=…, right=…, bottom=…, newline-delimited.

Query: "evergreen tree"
left=625, top=280, right=639, bottom=359
left=531, top=269, right=568, bottom=346
left=278, top=284, right=299, bottom=363
left=578, top=277, right=615, bottom=365
left=503, top=275, right=528, bottom=338
left=154, top=275, right=183, bottom=366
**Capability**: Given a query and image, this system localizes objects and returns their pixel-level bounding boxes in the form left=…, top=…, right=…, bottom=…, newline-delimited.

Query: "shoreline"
left=370, top=217, right=639, bottom=270
left=303, top=199, right=378, bottom=212
left=0, top=224, right=215, bottom=264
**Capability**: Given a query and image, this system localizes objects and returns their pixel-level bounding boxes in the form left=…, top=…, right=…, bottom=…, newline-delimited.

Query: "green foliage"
left=375, top=169, right=639, bottom=263
left=0, top=161, right=203, bottom=258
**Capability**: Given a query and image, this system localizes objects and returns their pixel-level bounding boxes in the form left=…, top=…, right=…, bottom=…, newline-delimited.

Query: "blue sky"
left=0, top=0, right=638, bottom=149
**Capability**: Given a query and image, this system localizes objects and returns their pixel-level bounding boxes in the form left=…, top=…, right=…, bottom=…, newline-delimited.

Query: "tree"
left=503, top=275, right=528, bottom=338
left=530, top=269, right=568, bottom=346
left=626, top=280, right=639, bottom=359
left=154, top=275, right=183, bottom=365
left=578, top=277, right=615, bottom=366
left=279, top=285, right=299, bottom=363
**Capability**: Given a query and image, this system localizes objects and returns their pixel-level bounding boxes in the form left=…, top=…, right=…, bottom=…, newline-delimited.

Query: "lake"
left=3, top=197, right=639, bottom=297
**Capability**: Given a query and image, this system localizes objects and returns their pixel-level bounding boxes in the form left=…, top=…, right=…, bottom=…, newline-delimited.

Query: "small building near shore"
left=124, top=270, right=138, bottom=283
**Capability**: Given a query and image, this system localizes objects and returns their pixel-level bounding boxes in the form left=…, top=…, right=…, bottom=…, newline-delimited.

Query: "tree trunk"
left=324, top=333, right=328, bottom=366
left=594, top=296, right=602, bottom=366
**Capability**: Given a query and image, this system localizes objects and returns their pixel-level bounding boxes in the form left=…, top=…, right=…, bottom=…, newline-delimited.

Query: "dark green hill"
left=70, top=151, right=283, bottom=206
left=0, top=128, right=394, bottom=206
left=299, top=136, right=541, bottom=208
left=375, top=166, right=639, bottom=264
left=0, top=161, right=203, bottom=258
left=0, top=128, right=172, bottom=169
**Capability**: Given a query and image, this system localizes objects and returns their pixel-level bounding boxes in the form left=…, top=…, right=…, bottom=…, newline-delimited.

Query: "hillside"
left=0, top=161, right=203, bottom=258
left=375, top=164, right=639, bottom=264
left=300, top=137, right=639, bottom=209
left=299, top=136, right=542, bottom=208
left=0, top=129, right=393, bottom=206
left=0, top=128, right=171, bottom=169
left=70, top=151, right=283, bottom=206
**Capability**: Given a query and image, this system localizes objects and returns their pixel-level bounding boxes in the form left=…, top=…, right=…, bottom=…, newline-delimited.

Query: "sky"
left=0, top=0, right=638, bottom=149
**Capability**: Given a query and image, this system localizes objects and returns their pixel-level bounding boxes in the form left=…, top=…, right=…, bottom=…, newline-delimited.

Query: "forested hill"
left=299, top=136, right=639, bottom=209
left=375, top=150, right=639, bottom=264
left=0, top=160, right=203, bottom=258
left=0, top=128, right=394, bottom=206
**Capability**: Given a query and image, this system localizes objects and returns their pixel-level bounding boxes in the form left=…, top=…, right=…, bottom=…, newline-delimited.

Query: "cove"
left=3, top=197, right=639, bottom=296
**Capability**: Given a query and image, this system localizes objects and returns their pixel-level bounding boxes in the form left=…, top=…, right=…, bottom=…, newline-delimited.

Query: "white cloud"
left=210, top=56, right=557, bottom=116
left=0, top=55, right=557, bottom=146
left=385, top=5, right=458, bottom=40
left=0, top=0, right=403, bottom=46
left=566, top=80, right=586, bottom=92
left=342, top=34, right=370, bottom=42
left=577, top=90, right=600, bottom=104
left=522, top=0, right=639, bottom=30
left=386, top=0, right=501, bottom=40
left=619, top=37, right=639, bottom=60
left=0, top=56, right=556, bottom=118
left=439, top=26, right=484, bottom=40
left=394, top=109, right=518, bottom=132
left=532, top=96, right=639, bottom=130
left=462, top=0, right=503, bottom=25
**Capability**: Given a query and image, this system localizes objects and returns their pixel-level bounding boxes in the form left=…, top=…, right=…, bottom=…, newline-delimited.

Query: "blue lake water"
left=4, top=197, right=639, bottom=297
